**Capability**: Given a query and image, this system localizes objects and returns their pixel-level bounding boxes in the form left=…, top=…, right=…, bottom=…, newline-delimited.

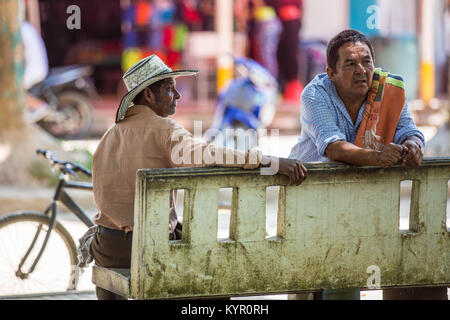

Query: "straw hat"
left=115, top=54, right=199, bottom=123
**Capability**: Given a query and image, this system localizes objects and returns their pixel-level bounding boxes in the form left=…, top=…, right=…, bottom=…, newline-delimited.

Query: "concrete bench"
left=92, top=158, right=450, bottom=299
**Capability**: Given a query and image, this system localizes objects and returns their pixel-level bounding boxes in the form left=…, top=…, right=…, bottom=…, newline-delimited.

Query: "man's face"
left=327, top=41, right=374, bottom=101
left=150, top=78, right=181, bottom=117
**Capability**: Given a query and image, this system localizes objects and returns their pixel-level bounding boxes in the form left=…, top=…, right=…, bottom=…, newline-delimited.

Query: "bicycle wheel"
left=0, top=212, right=79, bottom=296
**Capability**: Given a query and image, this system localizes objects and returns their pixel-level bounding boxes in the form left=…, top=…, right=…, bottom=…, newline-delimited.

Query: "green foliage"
left=70, top=147, right=93, bottom=171
left=27, top=147, right=93, bottom=186
left=28, top=161, right=59, bottom=187
left=66, top=147, right=93, bottom=182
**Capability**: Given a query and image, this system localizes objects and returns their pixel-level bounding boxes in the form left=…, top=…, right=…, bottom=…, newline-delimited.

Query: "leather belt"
left=98, top=225, right=132, bottom=239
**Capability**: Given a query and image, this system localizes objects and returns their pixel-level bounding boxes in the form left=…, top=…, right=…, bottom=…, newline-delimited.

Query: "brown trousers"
left=90, top=228, right=133, bottom=300
left=90, top=223, right=183, bottom=300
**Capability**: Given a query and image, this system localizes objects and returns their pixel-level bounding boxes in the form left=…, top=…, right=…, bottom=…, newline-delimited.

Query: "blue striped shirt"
left=288, top=73, right=425, bottom=162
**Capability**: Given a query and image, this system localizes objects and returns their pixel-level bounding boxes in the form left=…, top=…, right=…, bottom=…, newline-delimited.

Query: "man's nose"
left=174, top=88, right=182, bottom=100
left=355, top=63, right=366, bottom=74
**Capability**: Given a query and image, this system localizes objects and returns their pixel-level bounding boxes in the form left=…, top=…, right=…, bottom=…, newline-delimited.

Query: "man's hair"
left=326, top=29, right=375, bottom=72
left=132, top=78, right=166, bottom=104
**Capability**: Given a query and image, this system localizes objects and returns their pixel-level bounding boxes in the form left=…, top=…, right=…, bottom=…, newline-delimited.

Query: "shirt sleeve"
left=165, top=124, right=262, bottom=169
left=393, top=100, right=425, bottom=147
left=301, top=87, right=346, bottom=157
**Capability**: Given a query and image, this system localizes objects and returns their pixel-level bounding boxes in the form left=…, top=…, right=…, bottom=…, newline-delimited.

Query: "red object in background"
left=283, top=79, right=304, bottom=103
left=135, top=0, right=152, bottom=26
left=181, top=0, right=202, bottom=24
left=166, top=51, right=180, bottom=68
left=140, top=48, right=154, bottom=59
left=278, top=5, right=302, bottom=21
left=162, top=26, right=174, bottom=48
left=101, top=41, right=122, bottom=55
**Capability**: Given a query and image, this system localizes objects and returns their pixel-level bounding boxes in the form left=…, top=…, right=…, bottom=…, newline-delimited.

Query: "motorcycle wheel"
left=38, top=91, right=93, bottom=140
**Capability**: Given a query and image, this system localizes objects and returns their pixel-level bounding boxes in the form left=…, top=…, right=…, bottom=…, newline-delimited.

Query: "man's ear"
left=142, top=87, right=155, bottom=105
left=326, top=66, right=335, bottom=82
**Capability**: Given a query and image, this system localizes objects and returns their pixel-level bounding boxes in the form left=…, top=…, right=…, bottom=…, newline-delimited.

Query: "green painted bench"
left=92, top=158, right=450, bottom=299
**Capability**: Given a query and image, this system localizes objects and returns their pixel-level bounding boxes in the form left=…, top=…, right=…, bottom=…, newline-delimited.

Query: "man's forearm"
left=325, top=141, right=381, bottom=166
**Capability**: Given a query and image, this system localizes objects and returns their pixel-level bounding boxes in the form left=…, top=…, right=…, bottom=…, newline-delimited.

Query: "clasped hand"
left=377, top=141, right=422, bottom=168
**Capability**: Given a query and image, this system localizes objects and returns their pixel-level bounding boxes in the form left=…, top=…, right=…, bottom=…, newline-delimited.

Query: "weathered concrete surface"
left=119, top=159, right=449, bottom=299
left=92, top=266, right=129, bottom=298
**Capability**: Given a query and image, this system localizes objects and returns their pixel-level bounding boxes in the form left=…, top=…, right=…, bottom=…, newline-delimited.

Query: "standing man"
left=86, top=54, right=307, bottom=300
left=289, top=29, right=447, bottom=299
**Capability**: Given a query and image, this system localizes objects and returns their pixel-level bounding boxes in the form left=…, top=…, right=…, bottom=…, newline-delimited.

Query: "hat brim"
left=115, top=69, right=199, bottom=123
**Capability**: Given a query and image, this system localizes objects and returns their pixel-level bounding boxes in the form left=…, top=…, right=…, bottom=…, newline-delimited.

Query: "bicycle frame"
left=52, top=178, right=95, bottom=228
left=17, top=173, right=94, bottom=278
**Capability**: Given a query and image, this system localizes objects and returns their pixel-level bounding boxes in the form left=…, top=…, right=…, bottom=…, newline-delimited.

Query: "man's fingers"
left=403, top=158, right=419, bottom=168
left=296, top=162, right=308, bottom=185
left=300, top=163, right=308, bottom=178
left=402, top=144, right=422, bottom=168
left=388, top=143, right=403, bottom=153
left=403, top=148, right=415, bottom=162
left=293, top=164, right=300, bottom=185
left=401, top=145, right=409, bottom=156
left=389, top=142, right=403, bottom=150
left=279, top=160, right=307, bottom=186
left=295, top=163, right=303, bottom=185
left=404, top=151, right=422, bottom=168
left=288, top=168, right=295, bottom=185
left=386, top=153, right=400, bottom=164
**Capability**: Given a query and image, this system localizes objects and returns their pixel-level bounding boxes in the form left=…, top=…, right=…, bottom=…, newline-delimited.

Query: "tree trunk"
left=0, top=0, right=25, bottom=132
left=0, top=0, right=61, bottom=187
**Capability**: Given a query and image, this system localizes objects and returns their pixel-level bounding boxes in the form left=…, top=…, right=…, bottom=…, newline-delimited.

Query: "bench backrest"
left=130, top=159, right=450, bottom=299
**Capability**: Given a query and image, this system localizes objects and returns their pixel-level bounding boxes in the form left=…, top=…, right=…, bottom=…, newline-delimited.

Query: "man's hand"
left=376, top=143, right=407, bottom=168
left=278, top=158, right=308, bottom=186
left=401, top=139, right=423, bottom=168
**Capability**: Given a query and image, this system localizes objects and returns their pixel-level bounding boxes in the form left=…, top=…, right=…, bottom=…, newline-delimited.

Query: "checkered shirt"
left=288, top=73, right=425, bottom=162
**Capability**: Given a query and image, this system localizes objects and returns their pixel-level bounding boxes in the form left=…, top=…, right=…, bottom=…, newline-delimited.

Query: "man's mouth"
left=353, top=79, right=367, bottom=85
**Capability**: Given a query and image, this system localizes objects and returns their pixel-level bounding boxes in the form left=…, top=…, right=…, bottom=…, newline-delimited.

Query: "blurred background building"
left=22, top=0, right=450, bottom=135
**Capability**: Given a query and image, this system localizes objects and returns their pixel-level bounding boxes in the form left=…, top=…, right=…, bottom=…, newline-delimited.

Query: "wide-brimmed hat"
left=115, top=54, right=199, bottom=123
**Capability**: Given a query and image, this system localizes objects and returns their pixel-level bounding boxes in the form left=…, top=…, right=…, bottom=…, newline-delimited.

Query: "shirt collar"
left=323, top=75, right=366, bottom=129
left=124, top=104, right=159, bottom=118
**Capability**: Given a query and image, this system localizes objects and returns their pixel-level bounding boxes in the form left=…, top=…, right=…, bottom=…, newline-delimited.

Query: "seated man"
left=289, top=29, right=447, bottom=299
left=86, top=54, right=307, bottom=300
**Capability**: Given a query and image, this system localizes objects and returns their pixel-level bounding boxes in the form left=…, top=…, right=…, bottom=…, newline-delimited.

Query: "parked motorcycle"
left=27, top=65, right=97, bottom=139
left=207, top=57, right=279, bottom=152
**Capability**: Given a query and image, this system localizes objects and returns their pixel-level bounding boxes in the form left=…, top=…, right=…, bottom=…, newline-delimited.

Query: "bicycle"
left=0, top=148, right=94, bottom=296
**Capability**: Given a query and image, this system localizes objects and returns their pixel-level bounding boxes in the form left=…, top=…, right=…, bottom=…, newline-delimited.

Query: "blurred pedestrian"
left=267, top=0, right=304, bottom=103
left=235, top=0, right=281, bottom=78
left=251, top=0, right=281, bottom=78
left=21, top=21, right=51, bottom=122
left=198, top=0, right=215, bottom=31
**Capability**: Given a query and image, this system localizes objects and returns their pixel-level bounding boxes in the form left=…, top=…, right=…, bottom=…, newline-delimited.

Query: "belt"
left=98, top=225, right=132, bottom=239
